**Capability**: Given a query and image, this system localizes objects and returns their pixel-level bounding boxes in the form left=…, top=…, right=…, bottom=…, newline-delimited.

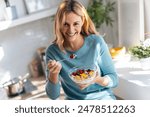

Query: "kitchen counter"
left=8, top=76, right=47, bottom=100
left=113, top=59, right=150, bottom=100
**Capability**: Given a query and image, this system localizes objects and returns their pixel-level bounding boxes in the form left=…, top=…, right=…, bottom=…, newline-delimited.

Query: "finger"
left=47, top=60, right=57, bottom=69
left=48, top=60, right=56, bottom=66
left=56, top=61, right=62, bottom=69
left=79, top=86, right=86, bottom=90
left=55, top=62, right=62, bottom=72
left=50, top=62, right=62, bottom=73
left=51, top=64, right=60, bottom=73
left=96, top=71, right=99, bottom=77
left=49, top=64, right=58, bottom=73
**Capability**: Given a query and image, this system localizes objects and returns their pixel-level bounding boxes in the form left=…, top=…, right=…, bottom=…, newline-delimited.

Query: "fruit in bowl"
left=69, top=65, right=97, bottom=84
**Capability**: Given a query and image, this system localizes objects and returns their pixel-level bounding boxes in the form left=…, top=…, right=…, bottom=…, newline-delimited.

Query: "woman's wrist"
left=48, top=73, right=59, bottom=84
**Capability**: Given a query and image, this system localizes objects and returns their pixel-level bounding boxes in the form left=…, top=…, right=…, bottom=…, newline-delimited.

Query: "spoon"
left=58, top=54, right=77, bottom=62
left=47, top=54, right=77, bottom=70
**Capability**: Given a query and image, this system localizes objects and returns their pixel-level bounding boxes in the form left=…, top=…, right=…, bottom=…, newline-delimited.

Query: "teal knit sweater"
left=45, top=34, right=118, bottom=100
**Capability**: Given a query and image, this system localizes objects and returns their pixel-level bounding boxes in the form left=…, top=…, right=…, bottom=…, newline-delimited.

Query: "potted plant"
left=87, top=0, right=116, bottom=29
left=129, top=39, right=150, bottom=70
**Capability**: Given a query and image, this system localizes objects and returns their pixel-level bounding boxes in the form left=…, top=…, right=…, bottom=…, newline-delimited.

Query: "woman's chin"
left=66, top=36, right=77, bottom=42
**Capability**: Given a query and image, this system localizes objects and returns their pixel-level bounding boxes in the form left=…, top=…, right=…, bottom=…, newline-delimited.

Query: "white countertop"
left=113, top=58, right=150, bottom=100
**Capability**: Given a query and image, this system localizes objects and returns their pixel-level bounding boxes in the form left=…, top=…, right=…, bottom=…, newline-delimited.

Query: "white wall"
left=144, top=0, right=150, bottom=33
left=0, top=0, right=6, bottom=20
left=99, top=0, right=119, bottom=47
left=0, top=17, right=54, bottom=83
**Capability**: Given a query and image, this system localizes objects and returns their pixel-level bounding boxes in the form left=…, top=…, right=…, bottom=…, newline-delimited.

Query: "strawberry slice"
left=70, top=54, right=76, bottom=59
left=79, top=69, right=84, bottom=74
left=72, top=72, right=77, bottom=76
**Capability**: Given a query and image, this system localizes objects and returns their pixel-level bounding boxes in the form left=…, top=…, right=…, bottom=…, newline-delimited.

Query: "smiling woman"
left=45, top=0, right=118, bottom=100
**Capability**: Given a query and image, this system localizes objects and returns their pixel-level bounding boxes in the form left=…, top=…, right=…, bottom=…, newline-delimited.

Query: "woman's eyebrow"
left=74, top=21, right=80, bottom=23
left=65, top=21, right=80, bottom=24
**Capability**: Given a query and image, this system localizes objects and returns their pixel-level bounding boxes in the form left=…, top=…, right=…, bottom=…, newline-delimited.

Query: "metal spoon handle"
left=58, top=54, right=77, bottom=62
left=58, top=58, right=70, bottom=62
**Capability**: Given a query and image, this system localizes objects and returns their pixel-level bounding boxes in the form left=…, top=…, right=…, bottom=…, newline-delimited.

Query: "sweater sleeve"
left=45, top=79, right=61, bottom=100
left=98, top=36, right=118, bottom=88
left=45, top=46, right=61, bottom=100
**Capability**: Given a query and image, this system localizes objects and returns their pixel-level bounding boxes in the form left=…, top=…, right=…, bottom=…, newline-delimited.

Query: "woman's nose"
left=68, top=25, right=75, bottom=33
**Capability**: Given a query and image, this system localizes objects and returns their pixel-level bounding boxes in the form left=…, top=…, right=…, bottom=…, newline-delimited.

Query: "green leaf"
left=87, top=0, right=115, bottom=28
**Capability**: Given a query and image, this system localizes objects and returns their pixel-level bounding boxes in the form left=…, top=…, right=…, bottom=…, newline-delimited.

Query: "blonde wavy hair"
left=54, top=0, right=98, bottom=52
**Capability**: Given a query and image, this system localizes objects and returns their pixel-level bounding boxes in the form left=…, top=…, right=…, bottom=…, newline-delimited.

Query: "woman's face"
left=61, top=12, right=84, bottom=42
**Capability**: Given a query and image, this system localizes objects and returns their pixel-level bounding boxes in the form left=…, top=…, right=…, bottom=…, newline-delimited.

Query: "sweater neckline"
left=66, top=36, right=88, bottom=55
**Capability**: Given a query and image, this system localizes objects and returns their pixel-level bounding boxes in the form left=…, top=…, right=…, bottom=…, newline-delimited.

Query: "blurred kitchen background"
left=0, top=0, right=150, bottom=100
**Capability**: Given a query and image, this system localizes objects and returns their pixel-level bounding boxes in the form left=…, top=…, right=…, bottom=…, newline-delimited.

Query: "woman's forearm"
left=45, top=80, right=60, bottom=100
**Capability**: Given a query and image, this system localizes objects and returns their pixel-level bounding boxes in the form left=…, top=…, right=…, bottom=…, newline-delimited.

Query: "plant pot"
left=140, top=57, right=150, bottom=70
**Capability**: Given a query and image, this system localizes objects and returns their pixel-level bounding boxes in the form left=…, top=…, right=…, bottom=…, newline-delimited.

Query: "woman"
left=45, top=0, right=118, bottom=100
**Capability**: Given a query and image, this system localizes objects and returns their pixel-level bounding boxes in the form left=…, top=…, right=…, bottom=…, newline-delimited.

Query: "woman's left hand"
left=77, top=73, right=105, bottom=90
left=77, top=82, right=93, bottom=90
left=77, top=76, right=98, bottom=90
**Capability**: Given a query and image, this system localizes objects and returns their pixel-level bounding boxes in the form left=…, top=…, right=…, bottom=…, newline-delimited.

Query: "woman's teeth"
left=67, top=33, right=76, bottom=37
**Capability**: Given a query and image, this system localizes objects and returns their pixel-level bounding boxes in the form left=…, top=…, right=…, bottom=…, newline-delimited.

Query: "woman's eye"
left=64, top=23, right=69, bottom=27
left=74, top=23, right=79, bottom=26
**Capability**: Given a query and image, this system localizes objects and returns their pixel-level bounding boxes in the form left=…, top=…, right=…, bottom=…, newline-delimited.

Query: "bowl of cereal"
left=69, top=65, right=97, bottom=84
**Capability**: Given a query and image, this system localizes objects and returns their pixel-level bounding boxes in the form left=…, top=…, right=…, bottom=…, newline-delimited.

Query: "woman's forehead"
left=63, top=12, right=82, bottom=22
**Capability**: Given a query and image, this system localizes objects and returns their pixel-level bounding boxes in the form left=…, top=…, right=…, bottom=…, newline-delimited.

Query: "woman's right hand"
left=47, top=60, right=62, bottom=84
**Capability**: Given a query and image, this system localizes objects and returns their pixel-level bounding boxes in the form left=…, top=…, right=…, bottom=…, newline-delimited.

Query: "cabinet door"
left=118, top=0, right=144, bottom=48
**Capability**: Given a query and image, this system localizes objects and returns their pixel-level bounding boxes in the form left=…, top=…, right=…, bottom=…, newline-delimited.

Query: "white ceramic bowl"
left=69, top=65, right=97, bottom=84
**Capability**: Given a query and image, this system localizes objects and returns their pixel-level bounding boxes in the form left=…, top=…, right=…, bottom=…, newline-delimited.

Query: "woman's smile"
left=66, top=32, right=77, bottom=37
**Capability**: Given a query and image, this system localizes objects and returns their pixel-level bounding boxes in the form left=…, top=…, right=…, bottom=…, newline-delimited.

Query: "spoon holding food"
left=58, top=54, right=77, bottom=62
